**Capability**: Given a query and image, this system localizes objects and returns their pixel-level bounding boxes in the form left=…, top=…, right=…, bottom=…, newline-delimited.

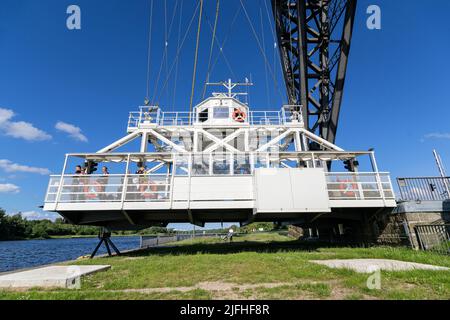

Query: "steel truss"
left=272, top=0, right=357, bottom=145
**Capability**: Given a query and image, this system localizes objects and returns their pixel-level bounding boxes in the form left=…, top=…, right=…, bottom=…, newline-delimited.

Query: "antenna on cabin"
left=206, top=78, right=254, bottom=102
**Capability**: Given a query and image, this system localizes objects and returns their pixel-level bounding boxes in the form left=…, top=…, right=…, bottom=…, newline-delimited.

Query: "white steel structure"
left=43, top=81, right=396, bottom=230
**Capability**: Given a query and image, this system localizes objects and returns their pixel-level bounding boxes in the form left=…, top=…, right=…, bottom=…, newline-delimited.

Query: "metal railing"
left=415, top=224, right=450, bottom=255
left=397, top=177, right=450, bottom=201
left=46, top=174, right=171, bottom=204
left=127, top=106, right=302, bottom=129
left=45, top=172, right=394, bottom=204
left=326, top=173, right=395, bottom=201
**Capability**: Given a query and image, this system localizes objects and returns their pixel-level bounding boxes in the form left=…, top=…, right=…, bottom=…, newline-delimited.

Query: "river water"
left=0, top=236, right=140, bottom=273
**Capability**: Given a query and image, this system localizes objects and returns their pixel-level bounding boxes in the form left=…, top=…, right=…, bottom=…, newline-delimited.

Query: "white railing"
left=127, top=106, right=302, bottom=129
left=46, top=174, right=171, bottom=204
left=325, top=173, right=395, bottom=201
left=45, top=172, right=395, bottom=204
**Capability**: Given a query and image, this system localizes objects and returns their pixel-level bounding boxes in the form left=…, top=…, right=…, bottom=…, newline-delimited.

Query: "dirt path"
left=116, top=280, right=377, bottom=300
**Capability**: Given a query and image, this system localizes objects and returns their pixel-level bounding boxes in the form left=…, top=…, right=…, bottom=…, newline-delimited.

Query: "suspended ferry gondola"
left=43, top=80, right=396, bottom=233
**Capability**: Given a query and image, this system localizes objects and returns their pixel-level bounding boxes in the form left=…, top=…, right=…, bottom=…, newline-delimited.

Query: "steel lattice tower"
left=273, top=0, right=357, bottom=146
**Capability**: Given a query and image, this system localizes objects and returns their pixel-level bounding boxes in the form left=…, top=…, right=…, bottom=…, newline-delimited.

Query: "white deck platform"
left=0, top=265, right=111, bottom=289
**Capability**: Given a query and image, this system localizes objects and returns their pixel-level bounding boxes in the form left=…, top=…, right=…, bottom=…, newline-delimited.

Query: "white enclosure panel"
left=254, top=169, right=294, bottom=211
left=290, top=169, right=330, bottom=211
left=254, top=168, right=330, bottom=213
left=190, top=176, right=253, bottom=201
left=172, top=176, right=253, bottom=201
left=172, top=177, right=190, bottom=201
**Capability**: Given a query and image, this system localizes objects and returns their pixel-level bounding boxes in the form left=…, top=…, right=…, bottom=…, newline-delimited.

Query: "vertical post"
left=170, top=154, right=176, bottom=208
left=370, top=152, right=386, bottom=204
left=56, top=154, right=69, bottom=207
left=140, top=132, right=148, bottom=153
left=433, top=149, right=450, bottom=197
left=250, top=152, right=255, bottom=174
left=121, top=154, right=131, bottom=208
left=209, top=153, right=213, bottom=175
left=193, top=129, right=199, bottom=152
left=229, top=153, right=234, bottom=175
left=138, top=107, right=143, bottom=128
left=244, top=129, right=249, bottom=152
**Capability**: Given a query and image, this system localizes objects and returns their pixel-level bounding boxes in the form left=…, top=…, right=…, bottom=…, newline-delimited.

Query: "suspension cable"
left=260, top=7, right=270, bottom=108
left=145, top=0, right=154, bottom=103
left=239, top=0, right=284, bottom=101
left=172, top=0, right=184, bottom=110
left=202, top=0, right=220, bottom=99
left=189, top=0, right=204, bottom=117
left=207, top=4, right=241, bottom=80
left=151, top=0, right=180, bottom=105
left=155, top=1, right=201, bottom=104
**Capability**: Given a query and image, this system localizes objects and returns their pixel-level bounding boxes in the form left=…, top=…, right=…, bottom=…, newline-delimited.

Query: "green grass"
left=1, top=233, right=449, bottom=300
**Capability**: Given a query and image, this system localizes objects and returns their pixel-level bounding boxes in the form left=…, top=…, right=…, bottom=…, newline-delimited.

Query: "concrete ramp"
left=0, top=265, right=110, bottom=289
left=310, top=259, right=449, bottom=273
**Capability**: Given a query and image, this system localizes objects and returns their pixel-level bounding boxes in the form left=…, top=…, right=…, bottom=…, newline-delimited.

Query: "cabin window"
left=213, top=107, right=229, bottom=119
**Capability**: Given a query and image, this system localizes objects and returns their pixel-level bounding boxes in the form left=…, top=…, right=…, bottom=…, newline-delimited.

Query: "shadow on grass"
left=124, top=238, right=368, bottom=257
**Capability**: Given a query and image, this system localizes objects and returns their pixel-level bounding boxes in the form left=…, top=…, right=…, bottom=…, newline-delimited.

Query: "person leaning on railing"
left=72, top=165, right=82, bottom=202
left=97, top=166, right=110, bottom=200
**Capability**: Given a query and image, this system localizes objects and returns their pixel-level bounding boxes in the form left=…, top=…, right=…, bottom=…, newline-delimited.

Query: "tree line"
left=0, top=209, right=169, bottom=241
left=0, top=208, right=281, bottom=241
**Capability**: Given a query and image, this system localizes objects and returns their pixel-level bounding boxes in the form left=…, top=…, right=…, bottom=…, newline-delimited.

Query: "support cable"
left=207, top=5, right=241, bottom=81
left=188, top=0, right=204, bottom=117
left=202, top=0, right=221, bottom=99
left=203, top=13, right=237, bottom=83
left=152, top=0, right=179, bottom=105
left=260, top=7, right=271, bottom=108
left=239, top=0, right=284, bottom=101
left=172, top=0, right=184, bottom=111
left=145, top=0, right=154, bottom=104
left=155, top=1, right=201, bottom=104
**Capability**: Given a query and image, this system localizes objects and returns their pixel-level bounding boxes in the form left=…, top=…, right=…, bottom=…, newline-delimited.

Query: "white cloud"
left=424, top=133, right=450, bottom=140
left=0, top=159, right=50, bottom=175
left=0, top=183, right=20, bottom=193
left=0, top=108, right=14, bottom=124
left=0, top=107, right=52, bottom=141
left=20, top=211, right=59, bottom=221
left=55, top=121, right=88, bottom=142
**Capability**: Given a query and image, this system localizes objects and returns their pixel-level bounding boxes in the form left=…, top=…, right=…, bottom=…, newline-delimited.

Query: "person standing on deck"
left=98, top=166, right=110, bottom=200
left=72, top=165, right=82, bottom=201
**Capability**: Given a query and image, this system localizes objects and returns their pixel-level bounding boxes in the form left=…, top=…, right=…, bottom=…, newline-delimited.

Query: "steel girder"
left=272, top=0, right=357, bottom=145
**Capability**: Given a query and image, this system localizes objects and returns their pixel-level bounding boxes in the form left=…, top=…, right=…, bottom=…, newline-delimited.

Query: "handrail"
left=45, top=171, right=395, bottom=204
left=127, top=109, right=298, bottom=128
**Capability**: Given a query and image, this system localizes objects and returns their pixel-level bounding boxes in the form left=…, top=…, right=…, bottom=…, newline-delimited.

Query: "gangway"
left=43, top=81, right=396, bottom=232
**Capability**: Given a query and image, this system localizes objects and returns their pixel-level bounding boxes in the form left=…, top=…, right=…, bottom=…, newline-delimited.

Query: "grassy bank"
left=1, top=233, right=449, bottom=300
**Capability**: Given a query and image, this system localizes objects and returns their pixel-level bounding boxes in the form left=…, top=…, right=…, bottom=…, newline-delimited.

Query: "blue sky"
left=1, top=0, right=450, bottom=228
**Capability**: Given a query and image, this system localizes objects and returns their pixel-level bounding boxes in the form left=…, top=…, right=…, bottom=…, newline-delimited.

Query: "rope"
left=260, top=7, right=270, bottom=108
left=188, top=0, right=204, bottom=117
left=145, top=0, right=154, bottom=103
left=239, top=0, right=284, bottom=102
left=207, top=5, right=241, bottom=81
left=172, top=0, right=184, bottom=110
left=155, top=1, right=201, bottom=104
left=202, top=0, right=220, bottom=99
left=151, top=0, right=180, bottom=105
